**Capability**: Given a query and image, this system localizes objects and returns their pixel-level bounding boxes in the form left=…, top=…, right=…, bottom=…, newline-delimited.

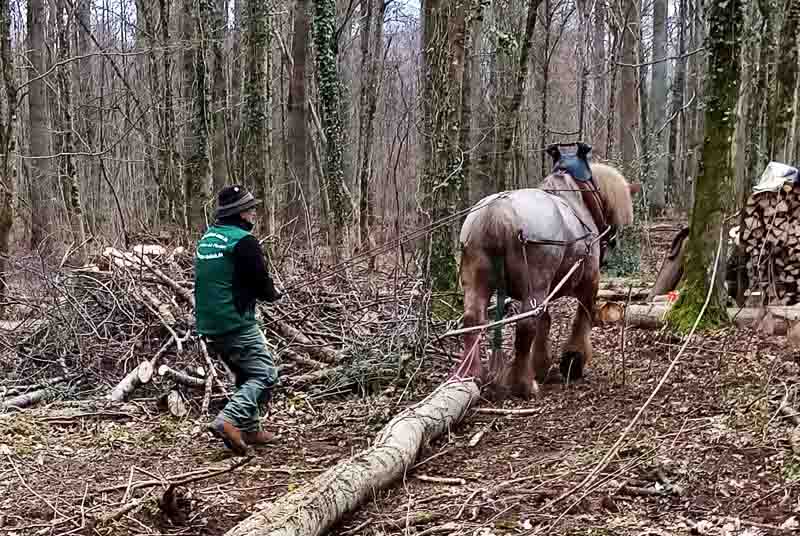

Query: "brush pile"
left=0, top=243, right=438, bottom=416
left=741, top=181, right=800, bottom=305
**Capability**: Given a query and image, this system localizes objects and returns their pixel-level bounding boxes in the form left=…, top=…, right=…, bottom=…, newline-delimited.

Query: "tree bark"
left=286, top=0, right=311, bottom=243
left=591, top=1, right=606, bottom=152
left=314, top=0, right=348, bottom=263
left=26, top=0, right=51, bottom=252
left=241, top=0, right=272, bottom=234
left=622, top=302, right=800, bottom=336
left=0, top=0, right=15, bottom=317
left=667, top=0, right=686, bottom=206
left=494, top=0, right=543, bottom=192
left=54, top=0, right=88, bottom=264
left=183, top=0, right=213, bottom=235
left=356, top=0, right=385, bottom=250
left=223, top=379, right=480, bottom=536
left=649, top=0, right=668, bottom=213
left=210, top=0, right=228, bottom=193
left=666, top=0, right=743, bottom=332
left=617, top=0, right=638, bottom=165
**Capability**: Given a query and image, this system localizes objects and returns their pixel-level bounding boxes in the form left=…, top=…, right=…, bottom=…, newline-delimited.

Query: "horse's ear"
left=629, top=183, right=642, bottom=195
left=546, top=144, right=561, bottom=165
left=577, top=142, right=592, bottom=159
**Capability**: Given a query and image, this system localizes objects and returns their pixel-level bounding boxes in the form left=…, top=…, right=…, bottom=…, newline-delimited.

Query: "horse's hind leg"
left=532, top=310, right=552, bottom=383
left=560, top=274, right=598, bottom=382
left=451, top=249, right=492, bottom=381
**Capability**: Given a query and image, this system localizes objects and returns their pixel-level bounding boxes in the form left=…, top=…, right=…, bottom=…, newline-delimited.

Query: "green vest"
left=194, top=224, right=256, bottom=336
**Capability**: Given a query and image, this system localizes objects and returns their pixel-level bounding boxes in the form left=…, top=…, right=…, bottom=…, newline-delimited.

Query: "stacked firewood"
left=741, top=182, right=800, bottom=305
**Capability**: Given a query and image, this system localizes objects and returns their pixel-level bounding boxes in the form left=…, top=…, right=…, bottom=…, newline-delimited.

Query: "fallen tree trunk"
left=224, top=378, right=480, bottom=536
left=618, top=302, right=800, bottom=335
left=597, top=287, right=650, bottom=301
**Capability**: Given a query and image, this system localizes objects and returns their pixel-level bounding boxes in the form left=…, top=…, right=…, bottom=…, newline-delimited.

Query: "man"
left=195, top=185, right=282, bottom=455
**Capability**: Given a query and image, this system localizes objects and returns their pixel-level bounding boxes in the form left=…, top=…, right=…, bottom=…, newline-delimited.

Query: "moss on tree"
left=665, top=0, right=742, bottom=334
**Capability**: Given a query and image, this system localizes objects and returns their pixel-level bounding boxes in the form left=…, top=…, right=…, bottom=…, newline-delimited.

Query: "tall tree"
left=182, top=0, right=213, bottom=233
left=649, top=0, right=667, bottom=213
left=313, top=0, right=348, bottom=262
left=617, top=0, right=637, bottom=165
left=356, top=0, right=386, bottom=250
left=666, top=0, right=743, bottom=331
left=494, top=0, right=543, bottom=191
left=667, top=0, right=687, bottom=204
left=0, top=0, right=16, bottom=313
left=210, top=0, right=228, bottom=192
left=26, top=0, right=50, bottom=252
left=55, top=0, right=88, bottom=263
left=286, top=0, right=311, bottom=243
left=241, top=0, right=273, bottom=234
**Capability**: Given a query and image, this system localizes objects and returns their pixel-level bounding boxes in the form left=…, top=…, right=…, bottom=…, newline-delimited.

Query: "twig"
left=473, top=407, right=541, bottom=416
left=6, top=452, right=79, bottom=527
left=415, top=474, right=467, bottom=485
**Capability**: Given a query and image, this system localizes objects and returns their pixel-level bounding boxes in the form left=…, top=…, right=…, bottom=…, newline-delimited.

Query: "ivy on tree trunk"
left=242, top=0, right=272, bottom=234
left=666, top=0, right=743, bottom=333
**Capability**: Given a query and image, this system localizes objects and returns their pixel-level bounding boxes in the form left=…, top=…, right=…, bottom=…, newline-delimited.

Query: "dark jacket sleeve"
left=231, top=235, right=281, bottom=314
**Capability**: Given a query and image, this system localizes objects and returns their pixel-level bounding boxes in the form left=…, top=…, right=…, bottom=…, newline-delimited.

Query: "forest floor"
left=3, top=217, right=800, bottom=536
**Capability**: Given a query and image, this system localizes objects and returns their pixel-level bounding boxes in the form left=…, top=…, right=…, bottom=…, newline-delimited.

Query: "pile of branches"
left=0, top=242, right=442, bottom=415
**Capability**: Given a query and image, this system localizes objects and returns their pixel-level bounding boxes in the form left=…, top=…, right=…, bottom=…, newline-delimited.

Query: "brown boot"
left=207, top=416, right=248, bottom=455
left=242, top=429, right=276, bottom=446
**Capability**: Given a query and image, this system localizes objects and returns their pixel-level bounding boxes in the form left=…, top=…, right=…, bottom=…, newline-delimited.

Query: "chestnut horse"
left=452, top=145, right=638, bottom=399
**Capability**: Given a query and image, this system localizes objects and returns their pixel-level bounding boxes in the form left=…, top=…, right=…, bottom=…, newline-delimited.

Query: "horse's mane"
left=591, top=162, right=633, bottom=226
left=541, top=162, right=633, bottom=227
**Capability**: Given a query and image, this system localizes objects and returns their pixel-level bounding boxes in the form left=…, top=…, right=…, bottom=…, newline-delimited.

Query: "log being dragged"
left=224, top=378, right=480, bottom=536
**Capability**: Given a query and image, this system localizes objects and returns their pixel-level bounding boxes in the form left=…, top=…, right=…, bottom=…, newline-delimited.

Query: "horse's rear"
left=455, top=189, right=581, bottom=389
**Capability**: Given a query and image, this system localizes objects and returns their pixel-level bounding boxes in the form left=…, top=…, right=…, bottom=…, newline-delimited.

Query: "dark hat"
left=216, top=185, right=258, bottom=218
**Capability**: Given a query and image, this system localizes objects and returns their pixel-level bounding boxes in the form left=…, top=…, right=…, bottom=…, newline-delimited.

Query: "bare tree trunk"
left=54, top=0, right=88, bottom=264
left=650, top=0, right=667, bottom=213
left=211, top=0, right=229, bottom=193
left=591, top=1, right=607, bottom=153
left=0, top=0, right=16, bottom=316
left=356, top=0, right=385, bottom=249
left=769, top=0, right=800, bottom=161
left=286, top=0, right=311, bottom=244
left=26, top=0, right=50, bottom=252
left=159, top=0, right=180, bottom=224
left=540, top=0, right=552, bottom=177
left=494, top=0, right=543, bottom=191
left=242, top=0, right=272, bottom=234
left=667, top=0, right=686, bottom=206
left=457, top=0, right=480, bottom=211
left=575, top=0, right=590, bottom=140
left=618, top=0, right=638, bottom=165
left=183, top=0, right=213, bottom=234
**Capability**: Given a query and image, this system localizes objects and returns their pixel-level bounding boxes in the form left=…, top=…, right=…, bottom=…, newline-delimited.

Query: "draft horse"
left=452, top=143, right=639, bottom=399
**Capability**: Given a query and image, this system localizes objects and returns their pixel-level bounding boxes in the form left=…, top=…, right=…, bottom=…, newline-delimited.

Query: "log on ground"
left=224, top=378, right=480, bottom=536
left=618, top=303, right=800, bottom=335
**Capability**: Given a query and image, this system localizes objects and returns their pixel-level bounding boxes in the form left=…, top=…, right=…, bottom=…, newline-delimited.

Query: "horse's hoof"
left=559, top=351, right=584, bottom=381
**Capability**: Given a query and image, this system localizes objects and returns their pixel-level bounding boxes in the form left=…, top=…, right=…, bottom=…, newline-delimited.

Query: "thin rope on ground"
left=541, top=224, right=726, bottom=534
